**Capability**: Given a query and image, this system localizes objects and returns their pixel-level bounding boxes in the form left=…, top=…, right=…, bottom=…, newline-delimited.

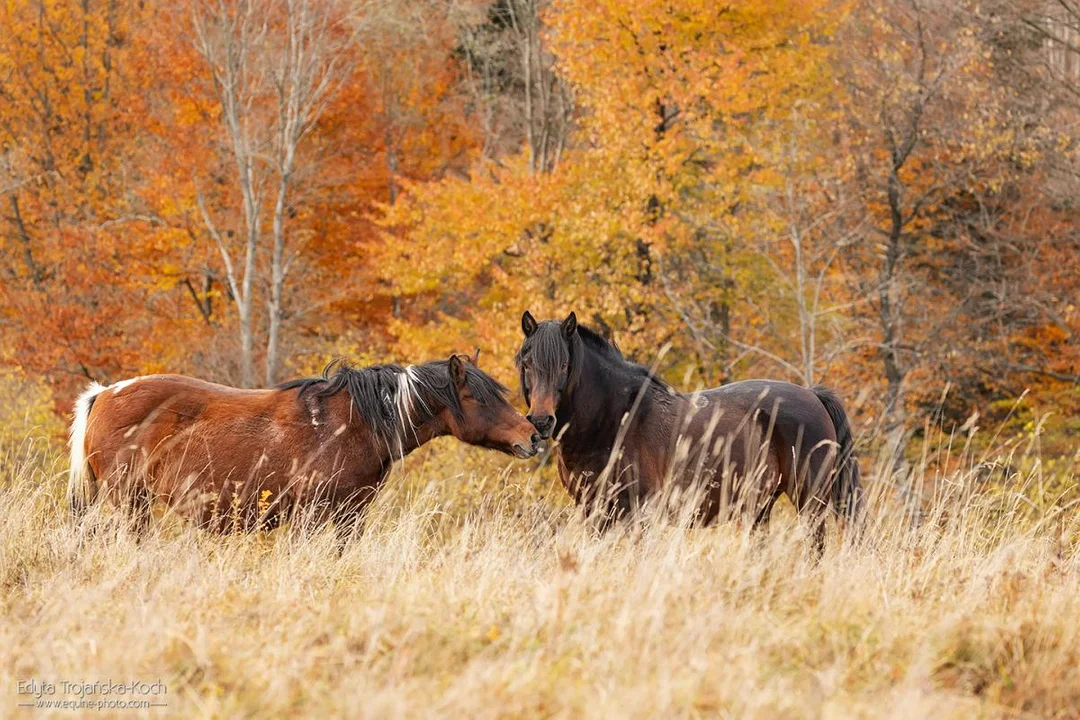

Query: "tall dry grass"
left=1, top=426, right=1079, bottom=719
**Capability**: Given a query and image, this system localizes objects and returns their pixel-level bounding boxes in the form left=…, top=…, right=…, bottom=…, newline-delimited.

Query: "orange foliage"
left=0, top=0, right=1075, bottom=441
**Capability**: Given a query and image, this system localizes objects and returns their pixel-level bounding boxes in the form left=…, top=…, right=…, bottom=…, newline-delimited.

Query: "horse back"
left=679, top=380, right=840, bottom=511
left=82, top=374, right=366, bottom=513
left=85, top=375, right=279, bottom=460
left=695, top=379, right=837, bottom=446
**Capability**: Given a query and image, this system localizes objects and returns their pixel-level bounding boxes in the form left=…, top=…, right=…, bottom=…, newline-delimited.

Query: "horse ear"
left=521, top=311, right=538, bottom=337
left=561, top=311, right=577, bottom=339
left=448, top=354, right=468, bottom=390
left=472, top=347, right=481, bottom=366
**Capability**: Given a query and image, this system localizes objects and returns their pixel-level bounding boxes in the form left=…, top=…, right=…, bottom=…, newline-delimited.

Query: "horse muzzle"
left=526, top=414, right=555, bottom=439
left=512, top=431, right=545, bottom=458
left=512, top=441, right=538, bottom=459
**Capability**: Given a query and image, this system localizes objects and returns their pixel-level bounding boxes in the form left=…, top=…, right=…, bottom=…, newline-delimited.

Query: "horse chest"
left=558, top=440, right=611, bottom=473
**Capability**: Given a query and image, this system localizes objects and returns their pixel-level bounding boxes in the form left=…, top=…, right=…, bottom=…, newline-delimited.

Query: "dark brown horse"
left=69, top=355, right=541, bottom=534
left=516, top=312, right=863, bottom=543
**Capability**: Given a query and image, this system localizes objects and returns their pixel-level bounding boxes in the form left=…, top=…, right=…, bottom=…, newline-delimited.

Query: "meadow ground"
left=1, top=432, right=1079, bottom=720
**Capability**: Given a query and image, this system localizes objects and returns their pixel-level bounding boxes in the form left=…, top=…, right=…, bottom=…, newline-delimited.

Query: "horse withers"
left=516, top=311, right=863, bottom=546
left=68, top=355, right=541, bottom=535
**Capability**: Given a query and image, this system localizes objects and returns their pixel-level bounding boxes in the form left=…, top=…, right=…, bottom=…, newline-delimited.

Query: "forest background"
left=1, top=0, right=1078, bottom=470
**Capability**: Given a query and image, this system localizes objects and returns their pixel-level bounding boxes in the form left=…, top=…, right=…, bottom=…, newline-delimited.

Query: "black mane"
left=575, top=324, right=673, bottom=392
left=278, top=358, right=508, bottom=443
left=517, top=320, right=673, bottom=396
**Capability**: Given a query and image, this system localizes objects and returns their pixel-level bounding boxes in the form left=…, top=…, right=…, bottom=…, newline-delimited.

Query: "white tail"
left=68, top=382, right=106, bottom=516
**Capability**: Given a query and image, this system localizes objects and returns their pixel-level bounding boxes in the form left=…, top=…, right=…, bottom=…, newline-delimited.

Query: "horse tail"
left=812, top=386, right=863, bottom=524
left=68, top=382, right=106, bottom=518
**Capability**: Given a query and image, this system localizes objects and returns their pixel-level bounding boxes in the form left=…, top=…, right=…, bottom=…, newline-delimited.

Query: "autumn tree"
left=942, top=0, right=1080, bottom=431
left=379, top=0, right=843, bottom=389
left=188, top=0, right=354, bottom=386
left=831, top=0, right=1055, bottom=458
left=1, top=0, right=1076, bottom=456
left=0, top=0, right=489, bottom=402
left=0, top=0, right=165, bottom=397
left=728, top=111, right=869, bottom=388
left=457, top=0, right=574, bottom=172
left=152, top=0, right=483, bottom=382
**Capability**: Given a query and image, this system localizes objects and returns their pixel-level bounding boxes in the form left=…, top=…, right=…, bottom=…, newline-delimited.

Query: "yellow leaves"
left=373, top=1, right=851, bottom=378
left=377, top=164, right=545, bottom=297
left=550, top=0, right=841, bottom=195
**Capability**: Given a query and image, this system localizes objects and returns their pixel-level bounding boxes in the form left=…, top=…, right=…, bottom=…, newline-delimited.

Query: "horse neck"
left=361, top=381, right=453, bottom=462
left=388, top=412, right=449, bottom=459
left=558, top=346, right=639, bottom=450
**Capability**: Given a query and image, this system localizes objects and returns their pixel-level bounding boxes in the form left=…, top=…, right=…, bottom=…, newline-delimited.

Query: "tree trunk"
left=266, top=172, right=290, bottom=387
left=880, top=163, right=909, bottom=474
left=239, top=292, right=255, bottom=389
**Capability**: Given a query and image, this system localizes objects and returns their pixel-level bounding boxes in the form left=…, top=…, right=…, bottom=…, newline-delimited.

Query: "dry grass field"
left=1, top=430, right=1079, bottom=719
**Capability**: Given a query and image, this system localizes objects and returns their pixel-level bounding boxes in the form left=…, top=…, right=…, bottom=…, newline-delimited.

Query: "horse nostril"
left=530, top=433, right=542, bottom=447
left=527, top=414, right=554, bottom=437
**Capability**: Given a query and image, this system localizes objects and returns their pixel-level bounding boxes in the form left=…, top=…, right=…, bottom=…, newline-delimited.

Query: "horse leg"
left=124, top=483, right=153, bottom=538
left=783, top=449, right=829, bottom=555
left=69, top=465, right=100, bottom=523
left=328, top=487, right=376, bottom=553
left=752, top=491, right=780, bottom=533
left=591, top=500, right=621, bottom=535
left=809, top=508, right=827, bottom=556
left=785, top=433, right=835, bottom=557
left=790, top=497, right=828, bottom=557
left=578, top=471, right=617, bottom=534
left=747, top=439, right=786, bottom=540
left=596, top=469, right=644, bottom=534
left=334, top=507, right=367, bottom=554
left=613, top=476, right=638, bottom=522
left=588, top=496, right=627, bottom=535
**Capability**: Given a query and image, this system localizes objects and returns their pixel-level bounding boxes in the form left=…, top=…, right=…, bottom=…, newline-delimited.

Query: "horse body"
left=69, top=357, right=540, bottom=532
left=685, top=380, right=846, bottom=522
left=518, top=312, right=862, bottom=536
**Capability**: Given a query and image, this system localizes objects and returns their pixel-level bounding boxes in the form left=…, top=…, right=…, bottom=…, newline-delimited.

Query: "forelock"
left=520, top=322, right=574, bottom=381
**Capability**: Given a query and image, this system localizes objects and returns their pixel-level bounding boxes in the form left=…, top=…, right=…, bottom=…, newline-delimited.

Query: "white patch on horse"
left=305, top=395, right=322, bottom=426
left=394, top=366, right=431, bottom=444
left=67, top=381, right=106, bottom=510
left=110, top=376, right=145, bottom=395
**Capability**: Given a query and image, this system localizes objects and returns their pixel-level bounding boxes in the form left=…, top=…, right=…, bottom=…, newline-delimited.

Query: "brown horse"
left=68, top=355, right=541, bottom=534
left=517, top=312, right=863, bottom=544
